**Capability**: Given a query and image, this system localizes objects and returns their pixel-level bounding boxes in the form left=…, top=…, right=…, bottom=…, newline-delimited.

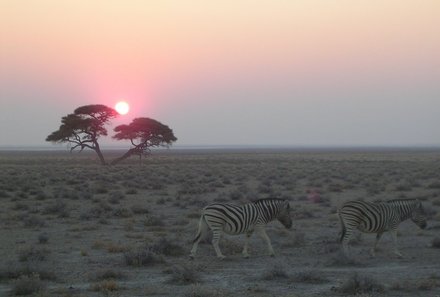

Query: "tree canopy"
left=111, top=117, right=177, bottom=165
left=47, top=105, right=177, bottom=165
left=46, top=104, right=118, bottom=165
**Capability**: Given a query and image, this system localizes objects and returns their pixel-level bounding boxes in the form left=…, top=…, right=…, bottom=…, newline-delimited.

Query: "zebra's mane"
left=386, top=198, right=419, bottom=203
left=253, top=198, right=287, bottom=205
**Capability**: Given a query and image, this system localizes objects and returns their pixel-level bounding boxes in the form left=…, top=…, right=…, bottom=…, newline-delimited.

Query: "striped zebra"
left=190, top=198, right=292, bottom=259
left=338, top=198, right=427, bottom=257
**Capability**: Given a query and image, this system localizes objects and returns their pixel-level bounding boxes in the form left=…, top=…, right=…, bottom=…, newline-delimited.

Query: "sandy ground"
left=0, top=148, right=439, bottom=297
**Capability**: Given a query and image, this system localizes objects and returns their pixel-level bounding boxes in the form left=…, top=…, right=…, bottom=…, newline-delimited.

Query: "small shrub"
left=168, top=264, right=201, bottom=284
left=0, top=263, right=56, bottom=281
left=150, top=238, right=185, bottom=256
left=23, top=215, right=46, bottom=228
left=92, top=269, right=125, bottom=281
left=112, top=207, right=132, bottom=218
left=292, top=270, right=328, bottom=283
left=42, top=200, right=68, bottom=217
left=38, top=233, right=49, bottom=244
left=126, top=188, right=138, bottom=195
left=12, top=273, right=45, bottom=296
left=108, top=191, right=125, bottom=204
left=262, top=264, right=289, bottom=280
left=13, top=202, right=29, bottom=211
left=91, top=280, right=120, bottom=292
left=183, top=284, right=228, bottom=297
left=156, top=197, right=166, bottom=205
left=124, top=248, right=163, bottom=266
left=327, top=251, right=363, bottom=267
left=337, top=273, right=384, bottom=294
left=395, top=182, right=412, bottom=192
left=130, top=204, right=149, bottom=214
left=106, top=243, right=128, bottom=253
left=143, top=215, right=165, bottom=226
left=18, top=246, right=49, bottom=262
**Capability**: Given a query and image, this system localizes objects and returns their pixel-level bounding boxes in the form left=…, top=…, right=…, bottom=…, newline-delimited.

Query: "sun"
left=115, top=101, right=129, bottom=115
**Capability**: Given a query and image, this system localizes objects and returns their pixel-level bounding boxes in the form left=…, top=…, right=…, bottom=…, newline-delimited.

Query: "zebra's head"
left=277, top=200, right=293, bottom=229
left=411, top=201, right=427, bottom=229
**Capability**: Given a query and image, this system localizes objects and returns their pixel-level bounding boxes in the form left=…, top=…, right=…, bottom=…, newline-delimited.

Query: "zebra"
left=338, top=198, right=427, bottom=257
left=189, top=198, right=292, bottom=259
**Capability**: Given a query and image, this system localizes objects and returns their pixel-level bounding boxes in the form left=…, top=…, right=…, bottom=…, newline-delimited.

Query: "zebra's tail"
left=192, top=212, right=209, bottom=244
left=337, top=208, right=346, bottom=243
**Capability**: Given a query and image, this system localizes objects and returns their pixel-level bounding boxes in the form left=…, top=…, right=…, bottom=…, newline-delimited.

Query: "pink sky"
left=1, top=1, right=439, bottom=146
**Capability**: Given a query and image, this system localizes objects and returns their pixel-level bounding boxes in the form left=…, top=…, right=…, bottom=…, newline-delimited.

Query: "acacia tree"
left=46, top=104, right=118, bottom=165
left=111, top=117, right=177, bottom=165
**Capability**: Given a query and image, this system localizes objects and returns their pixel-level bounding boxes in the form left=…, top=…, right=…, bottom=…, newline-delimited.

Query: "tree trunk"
left=94, top=142, right=107, bottom=165
left=111, top=148, right=136, bottom=165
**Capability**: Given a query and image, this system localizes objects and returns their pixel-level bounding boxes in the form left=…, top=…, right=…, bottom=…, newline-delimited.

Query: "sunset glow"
left=115, top=101, right=129, bottom=115
left=0, top=1, right=439, bottom=146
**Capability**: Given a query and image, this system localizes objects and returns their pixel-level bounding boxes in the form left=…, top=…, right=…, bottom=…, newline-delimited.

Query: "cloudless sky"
left=1, top=0, right=439, bottom=147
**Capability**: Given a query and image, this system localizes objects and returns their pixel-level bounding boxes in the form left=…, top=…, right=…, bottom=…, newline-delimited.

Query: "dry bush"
left=23, top=215, right=46, bottom=228
left=168, top=263, right=202, bottom=284
left=107, top=190, right=125, bottom=204
left=0, top=262, right=56, bottom=281
left=150, top=237, right=186, bottom=257
left=12, top=273, right=46, bottom=296
left=112, top=207, right=133, bottom=218
left=37, top=233, right=49, bottom=244
left=126, top=188, right=138, bottom=195
left=143, top=214, right=165, bottom=226
left=391, top=275, right=440, bottom=291
left=91, top=269, right=125, bottom=281
left=336, top=272, right=384, bottom=295
left=261, top=263, right=289, bottom=280
left=327, top=251, right=364, bottom=267
left=18, top=246, right=50, bottom=262
left=291, top=270, right=329, bottom=283
left=90, top=280, right=120, bottom=292
left=124, top=248, right=163, bottom=266
left=183, top=284, right=229, bottom=297
left=42, top=200, right=69, bottom=217
left=13, top=202, right=29, bottom=211
left=106, top=243, right=128, bottom=253
left=130, top=204, right=149, bottom=214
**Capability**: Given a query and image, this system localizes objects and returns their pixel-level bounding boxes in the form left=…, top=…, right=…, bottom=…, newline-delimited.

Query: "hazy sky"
left=1, top=1, right=439, bottom=147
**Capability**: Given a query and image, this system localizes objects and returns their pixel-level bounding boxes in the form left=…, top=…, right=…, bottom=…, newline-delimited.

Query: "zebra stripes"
left=338, top=199, right=427, bottom=257
left=190, top=198, right=292, bottom=259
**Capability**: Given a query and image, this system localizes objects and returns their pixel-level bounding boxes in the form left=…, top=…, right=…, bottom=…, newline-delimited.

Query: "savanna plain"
left=1, top=148, right=440, bottom=297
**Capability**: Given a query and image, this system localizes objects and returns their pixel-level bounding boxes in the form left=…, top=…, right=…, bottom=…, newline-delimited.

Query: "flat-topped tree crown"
left=74, top=104, right=118, bottom=123
left=111, top=117, right=177, bottom=164
left=46, top=104, right=118, bottom=165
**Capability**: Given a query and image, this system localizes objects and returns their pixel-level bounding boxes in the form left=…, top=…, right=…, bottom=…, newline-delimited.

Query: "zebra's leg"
left=189, top=215, right=208, bottom=259
left=370, top=232, right=383, bottom=257
left=256, top=227, right=275, bottom=257
left=391, top=229, right=403, bottom=258
left=242, top=231, right=253, bottom=258
left=340, top=228, right=353, bottom=257
left=211, top=229, right=226, bottom=259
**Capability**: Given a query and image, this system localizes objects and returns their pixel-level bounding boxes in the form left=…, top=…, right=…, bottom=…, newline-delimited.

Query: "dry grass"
left=0, top=149, right=439, bottom=296
left=336, top=273, right=385, bottom=295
